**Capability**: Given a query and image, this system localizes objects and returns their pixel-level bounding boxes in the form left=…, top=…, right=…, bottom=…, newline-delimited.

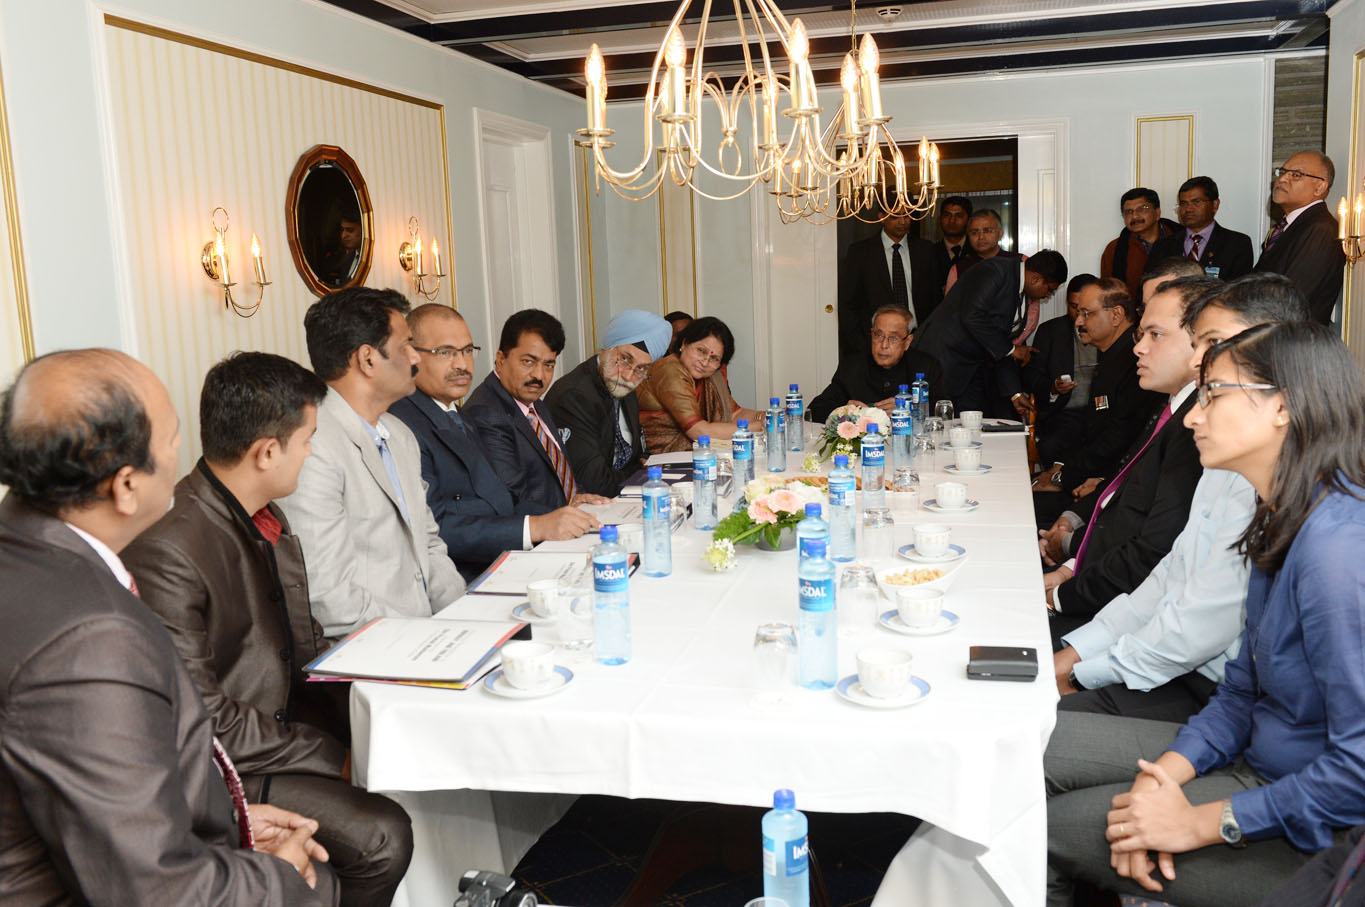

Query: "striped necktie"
left=1188, top=233, right=1202, bottom=261
left=528, top=408, right=578, bottom=501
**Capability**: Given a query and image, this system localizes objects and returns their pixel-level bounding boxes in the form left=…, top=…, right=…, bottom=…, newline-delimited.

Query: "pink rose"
left=855, top=416, right=873, bottom=434
left=766, top=489, right=801, bottom=515
left=837, top=421, right=861, bottom=439
left=748, top=500, right=778, bottom=524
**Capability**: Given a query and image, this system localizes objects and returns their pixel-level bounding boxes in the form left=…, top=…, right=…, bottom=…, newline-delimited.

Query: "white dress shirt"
left=64, top=522, right=135, bottom=591
left=880, top=230, right=916, bottom=326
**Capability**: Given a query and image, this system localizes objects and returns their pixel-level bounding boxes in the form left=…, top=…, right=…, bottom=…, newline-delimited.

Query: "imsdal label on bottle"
left=593, top=558, right=629, bottom=593
left=828, top=477, right=854, bottom=507
left=642, top=494, right=670, bottom=520
left=694, top=457, right=717, bottom=481
left=734, top=437, right=753, bottom=461
left=787, top=836, right=809, bottom=876
left=863, top=445, right=885, bottom=467
left=798, top=576, right=834, bottom=612
left=891, top=413, right=911, bottom=436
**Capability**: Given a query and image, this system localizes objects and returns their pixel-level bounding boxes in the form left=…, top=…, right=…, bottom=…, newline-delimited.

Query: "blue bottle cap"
left=770, top=396, right=781, bottom=406
left=899, top=384, right=909, bottom=393
left=916, top=372, right=925, bottom=379
left=737, top=419, right=748, bottom=430
left=804, top=503, right=821, bottom=517
left=789, top=383, right=799, bottom=392
left=647, top=466, right=662, bottom=480
left=773, top=789, right=795, bottom=809
left=866, top=425, right=879, bottom=435
left=600, top=525, right=619, bottom=542
left=699, top=435, right=711, bottom=446
left=834, top=454, right=849, bottom=467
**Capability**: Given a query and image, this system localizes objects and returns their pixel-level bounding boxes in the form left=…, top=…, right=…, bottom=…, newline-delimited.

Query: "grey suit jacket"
left=278, top=387, right=465, bottom=639
left=0, top=496, right=333, bottom=905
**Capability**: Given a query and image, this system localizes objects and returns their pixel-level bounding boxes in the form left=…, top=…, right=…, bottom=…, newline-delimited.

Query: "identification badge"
left=1094, top=395, right=1109, bottom=411
left=1205, top=266, right=1221, bottom=278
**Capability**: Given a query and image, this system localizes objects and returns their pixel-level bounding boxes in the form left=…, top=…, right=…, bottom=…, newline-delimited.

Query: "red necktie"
left=1073, top=403, right=1173, bottom=570
left=528, top=408, right=578, bottom=502
left=1188, top=233, right=1202, bottom=261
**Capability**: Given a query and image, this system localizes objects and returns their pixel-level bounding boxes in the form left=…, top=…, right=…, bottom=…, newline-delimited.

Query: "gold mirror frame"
left=285, top=144, right=374, bottom=297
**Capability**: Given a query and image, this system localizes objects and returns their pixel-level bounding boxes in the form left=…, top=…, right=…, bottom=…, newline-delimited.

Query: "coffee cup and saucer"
left=483, top=640, right=574, bottom=699
left=944, top=446, right=991, bottom=476
left=834, top=647, right=931, bottom=709
left=511, top=579, right=561, bottom=624
left=880, top=586, right=959, bottom=637
left=923, top=480, right=979, bottom=513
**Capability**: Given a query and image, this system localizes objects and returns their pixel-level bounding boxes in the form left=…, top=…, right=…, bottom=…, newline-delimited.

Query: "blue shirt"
left=1171, top=482, right=1365, bottom=850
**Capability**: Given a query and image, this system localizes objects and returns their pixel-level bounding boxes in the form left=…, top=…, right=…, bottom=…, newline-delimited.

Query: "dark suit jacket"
left=389, top=390, right=525, bottom=581
left=1057, top=392, right=1203, bottom=618
left=910, top=255, right=1027, bottom=411
left=545, top=355, right=646, bottom=497
left=1054, top=327, right=1163, bottom=489
left=1254, top=201, right=1347, bottom=324
left=839, top=232, right=940, bottom=357
left=1021, top=314, right=1079, bottom=418
left=1260, top=824, right=1365, bottom=907
left=464, top=371, right=571, bottom=514
left=1147, top=222, right=1254, bottom=281
left=0, top=497, right=331, bottom=905
left=931, top=239, right=967, bottom=293
left=123, top=463, right=348, bottom=801
left=807, top=348, right=945, bottom=424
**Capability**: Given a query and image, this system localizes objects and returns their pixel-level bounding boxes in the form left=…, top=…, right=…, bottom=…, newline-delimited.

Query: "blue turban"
left=603, top=309, right=672, bottom=361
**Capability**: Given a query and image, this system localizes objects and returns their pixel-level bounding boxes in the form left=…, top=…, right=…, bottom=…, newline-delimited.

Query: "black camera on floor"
left=452, top=869, right=537, bottom=907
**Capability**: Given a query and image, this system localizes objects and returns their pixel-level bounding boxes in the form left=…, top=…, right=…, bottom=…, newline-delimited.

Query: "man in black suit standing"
left=1254, top=150, right=1347, bottom=324
left=912, top=250, right=1067, bottom=415
left=391, top=304, right=597, bottom=581
left=465, top=308, right=609, bottom=515
left=931, top=195, right=972, bottom=292
left=838, top=208, right=939, bottom=357
left=1148, top=176, right=1254, bottom=281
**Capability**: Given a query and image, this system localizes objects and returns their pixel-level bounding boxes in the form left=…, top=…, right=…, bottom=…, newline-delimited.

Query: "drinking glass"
left=912, top=435, right=937, bottom=476
left=752, top=622, right=799, bottom=708
left=556, top=553, right=595, bottom=663
left=861, top=507, right=896, bottom=563
left=934, top=399, right=956, bottom=425
left=838, top=564, right=881, bottom=640
left=892, top=465, right=919, bottom=491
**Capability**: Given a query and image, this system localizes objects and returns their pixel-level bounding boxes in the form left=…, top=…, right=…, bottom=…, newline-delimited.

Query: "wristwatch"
left=1067, top=668, right=1087, bottom=692
left=1219, top=799, right=1245, bottom=847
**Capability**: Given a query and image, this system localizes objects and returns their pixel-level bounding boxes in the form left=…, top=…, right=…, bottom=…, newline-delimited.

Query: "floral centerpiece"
left=702, top=476, right=826, bottom=563
left=816, top=404, right=892, bottom=463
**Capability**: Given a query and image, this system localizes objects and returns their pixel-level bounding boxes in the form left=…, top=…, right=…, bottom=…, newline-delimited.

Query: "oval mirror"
left=285, top=145, right=374, bottom=296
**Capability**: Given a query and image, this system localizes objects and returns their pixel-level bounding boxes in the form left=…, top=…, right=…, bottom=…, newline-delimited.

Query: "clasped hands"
left=1105, top=758, right=1222, bottom=894
left=249, top=803, right=329, bottom=888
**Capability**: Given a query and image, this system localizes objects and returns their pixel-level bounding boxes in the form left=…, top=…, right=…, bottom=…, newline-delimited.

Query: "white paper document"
left=467, top=550, right=597, bottom=595
left=577, top=501, right=644, bottom=523
left=304, top=617, right=523, bottom=684
left=645, top=451, right=696, bottom=466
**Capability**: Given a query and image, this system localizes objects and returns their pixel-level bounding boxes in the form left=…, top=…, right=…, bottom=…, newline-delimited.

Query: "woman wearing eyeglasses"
left=637, top=316, right=765, bottom=454
left=1045, top=320, right=1365, bottom=907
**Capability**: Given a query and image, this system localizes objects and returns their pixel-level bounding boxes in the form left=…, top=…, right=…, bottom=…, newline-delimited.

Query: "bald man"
left=390, top=304, right=598, bottom=581
left=1254, top=150, right=1347, bottom=324
left=0, top=350, right=335, bottom=904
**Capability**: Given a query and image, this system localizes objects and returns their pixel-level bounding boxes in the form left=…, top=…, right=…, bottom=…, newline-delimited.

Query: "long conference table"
left=350, top=428, right=1058, bottom=907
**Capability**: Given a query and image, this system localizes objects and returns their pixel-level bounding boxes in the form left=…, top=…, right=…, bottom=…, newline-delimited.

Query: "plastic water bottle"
left=762, top=789, right=810, bottom=907
left=890, top=395, right=913, bottom=472
left=766, top=398, right=786, bottom=473
left=798, top=538, right=837, bottom=690
left=641, top=467, right=672, bottom=577
left=861, top=425, right=886, bottom=509
left=912, top=372, right=930, bottom=431
left=692, top=435, right=718, bottom=530
left=827, top=455, right=856, bottom=561
left=592, top=525, right=631, bottom=665
left=796, top=503, right=828, bottom=562
left=785, top=384, right=804, bottom=452
left=895, top=383, right=911, bottom=415
left=732, top=419, right=755, bottom=487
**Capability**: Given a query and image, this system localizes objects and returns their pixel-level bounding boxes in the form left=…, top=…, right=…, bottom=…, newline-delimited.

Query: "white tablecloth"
left=352, top=432, right=1057, bottom=907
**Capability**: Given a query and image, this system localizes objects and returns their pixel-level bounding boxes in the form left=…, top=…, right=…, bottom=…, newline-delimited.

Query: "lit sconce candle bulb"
left=858, top=33, right=883, bottom=120
left=585, top=44, right=607, bottom=131
left=1356, top=194, right=1363, bottom=237
left=250, top=233, right=268, bottom=285
left=930, top=144, right=941, bottom=185
left=415, top=237, right=425, bottom=277
left=840, top=52, right=860, bottom=135
left=789, top=18, right=811, bottom=110
left=919, top=137, right=928, bottom=184
left=430, top=238, right=441, bottom=277
left=1341, top=197, right=1350, bottom=240
left=215, top=233, right=230, bottom=284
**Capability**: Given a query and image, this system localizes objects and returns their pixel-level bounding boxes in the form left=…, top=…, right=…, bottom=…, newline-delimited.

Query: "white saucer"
left=834, top=673, right=931, bottom=709
left=482, top=665, right=574, bottom=699
left=511, top=603, right=556, bottom=625
left=944, top=464, right=992, bottom=476
left=879, top=608, right=959, bottom=636
left=897, top=543, right=966, bottom=564
left=923, top=499, right=980, bottom=513
left=945, top=441, right=983, bottom=450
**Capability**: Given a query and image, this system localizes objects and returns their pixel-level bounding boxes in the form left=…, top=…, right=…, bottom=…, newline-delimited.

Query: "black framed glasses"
left=1196, top=381, right=1278, bottom=408
left=1273, top=167, right=1327, bottom=183
left=413, top=344, right=480, bottom=360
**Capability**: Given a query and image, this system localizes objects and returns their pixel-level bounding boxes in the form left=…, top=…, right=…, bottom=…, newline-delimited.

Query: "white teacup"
left=947, top=426, right=972, bottom=448
left=856, top=647, right=914, bottom=698
left=500, top=640, right=557, bottom=690
left=896, top=586, right=944, bottom=629
left=912, top=522, right=952, bottom=558
left=526, top=579, right=560, bottom=619
left=953, top=446, right=982, bottom=472
left=960, top=410, right=984, bottom=431
left=935, top=481, right=968, bottom=510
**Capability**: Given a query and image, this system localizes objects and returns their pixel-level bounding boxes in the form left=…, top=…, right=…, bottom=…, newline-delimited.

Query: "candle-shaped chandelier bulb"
left=585, top=44, right=607, bottom=132
left=665, top=28, right=686, bottom=67
left=840, top=52, right=861, bottom=136
left=663, top=29, right=687, bottom=118
left=789, top=18, right=812, bottom=110
left=859, top=33, right=884, bottom=121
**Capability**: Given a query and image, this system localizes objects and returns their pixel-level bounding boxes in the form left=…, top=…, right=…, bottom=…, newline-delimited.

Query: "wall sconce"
left=201, top=206, right=270, bottom=317
left=398, top=215, right=444, bottom=300
left=1338, top=190, right=1365, bottom=265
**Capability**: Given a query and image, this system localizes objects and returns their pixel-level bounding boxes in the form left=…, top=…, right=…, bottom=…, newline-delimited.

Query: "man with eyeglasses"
left=1147, top=176, right=1254, bottom=282
left=545, top=309, right=673, bottom=497
left=1101, top=188, right=1180, bottom=299
left=807, top=304, right=943, bottom=423
left=1254, top=150, right=1346, bottom=324
left=390, top=305, right=603, bottom=582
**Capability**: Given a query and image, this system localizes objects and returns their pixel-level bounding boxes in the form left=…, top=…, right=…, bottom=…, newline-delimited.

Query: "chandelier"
left=575, top=1, right=940, bottom=224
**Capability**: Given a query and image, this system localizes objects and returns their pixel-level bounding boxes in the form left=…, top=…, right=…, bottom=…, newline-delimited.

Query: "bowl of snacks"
left=875, top=558, right=967, bottom=596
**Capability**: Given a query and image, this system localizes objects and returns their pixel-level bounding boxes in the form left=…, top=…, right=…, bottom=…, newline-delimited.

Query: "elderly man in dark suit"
left=808, top=304, right=945, bottom=423
left=1147, top=176, right=1254, bottom=281
left=912, top=250, right=1068, bottom=415
left=838, top=209, right=939, bottom=357
left=546, top=309, right=672, bottom=497
left=0, top=349, right=335, bottom=904
left=123, top=352, right=413, bottom=907
left=1254, top=150, right=1347, bottom=324
left=391, top=304, right=598, bottom=581
left=465, top=308, right=609, bottom=514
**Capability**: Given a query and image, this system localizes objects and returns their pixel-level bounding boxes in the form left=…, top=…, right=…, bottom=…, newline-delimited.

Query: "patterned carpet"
left=512, top=796, right=921, bottom=907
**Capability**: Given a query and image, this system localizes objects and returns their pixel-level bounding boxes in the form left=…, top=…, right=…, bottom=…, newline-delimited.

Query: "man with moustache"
left=465, top=309, right=610, bottom=515
left=1101, top=188, right=1179, bottom=299
left=1147, top=176, right=1254, bottom=281
left=942, top=209, right=1021, bottom=293
left=279, top=287, right=465, bottom=640
left=1254, top=150, right=1347, bottom=324
left=545, top=309, right=673, bottom=497
left=1023, top=274, right=1100, bottom=461
left=390, top=304, right=599, bottom=581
